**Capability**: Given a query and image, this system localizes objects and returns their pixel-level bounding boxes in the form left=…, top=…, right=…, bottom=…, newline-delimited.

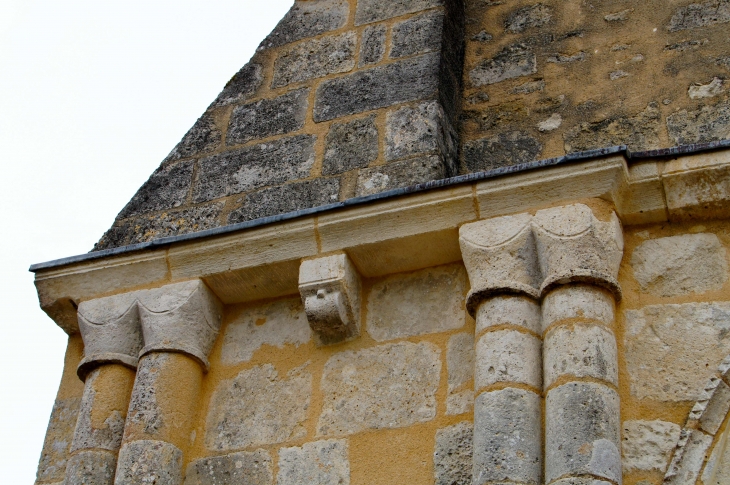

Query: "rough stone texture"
left=36, top=397, right=81, bottom=484
left=71, top=370, right=126, bottom=452
left=446, top=391, right=474, bottom=416
left=702, top=424, right=730, bottom=485
left=542, top=285, right=615, bottom=330
left=227, top=90, right=309, bottom=145
left=545, top=383, right=621, bottom=484
left=194, top=135, right=315, bottom=203
left=469, top=44, right=536, bottom=86
left=391, top=11, right=444, bottom=59
left=65, top=450, right=116, bottom=485
left=277, top=440, right=350, bottom=485
left=366, top=264, right=466, bottom=341
left=184, top=450, right=273, bottom=485
left=314, top=53, right=439, bottom=122
left=474, top=296, right=541, bottom=335
left=544, top=325, right=618, bottom=387
left=434, top=422, right=473, bottom=485
left=625, top=302, right=730, bottom=401
left=564, top=103, right=662, bottom=152
left=259, top=0, right=350, bottom=50
left=356, top=155, right=447, bottom=196
left=221, top=297, right=311, bottom=365
left=504, top=4, right=552, bottom=33
left=317, top=341, right=441, bottom=436
left=272, top=32, right=356, bottom=88
left=667, top=429, right=714, bottom=485
left=117, top=160, right=194, bottom=219
left=668, top=0, right=730, bottom=32
left=475, top=330, right=542, bottom=389
left=549, top=479, right=613, bottom=485
left=115, top=440, right=183, bottom=485
left=385, top=101, right=453, bottom=161
left=463, top=131, right=542, bottom=172
left=700, top=379, right=730, bottom=434
left=205, top=364, right=311, bottom=451
left=473, top=389, right=542, bottom=485
left=689, top=77, right=726, bottom=99
left=631, top=233, right=728, bottom=297
left=355, top=0, right=442, bottom=25
left=323, top=116, right=379, bottom=176
left=212, top=63, right=263, bottom=107
left=667, top=100, right=730, bottom=145
left=227, top=178, right=340, bottom=224
left=447, top=333, right=474, bottom=393
left=359, top=25, right=386, bottom=66
left=124, top=353, right=166, bottom=437
left=622, top=420, right=681, bottom=472
left=164, top=114, right=222, bottom=163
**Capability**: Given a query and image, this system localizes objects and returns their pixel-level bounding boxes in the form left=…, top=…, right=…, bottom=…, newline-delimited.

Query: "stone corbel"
left=299, top=254, right=361, bottom=345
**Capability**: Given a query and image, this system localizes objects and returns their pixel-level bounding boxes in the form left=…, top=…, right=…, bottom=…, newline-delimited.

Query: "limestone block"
left=631, top=233, right=728, bottom=297
left=65, top=450, right=116, bottom=485
left=545, top=383, right=621, bottom=484
left=277, top=439, right=350, bottom=485
left=532, top=204, right=623, bottom=298
left=625, top=302, right=730, bottom=401
left=668, top=0, right=730, bottom=31
left=475, top=330, right=541, bottom=389
left=212, top=63, right=263, bottom=107
left=622, top=420, right=681, bottom=473
left=666, top=100, right=730, bottom=146
left=446, top=391, right=474, bottom=416
left=317, top=342, right=440, bottom=436
left=36, top=397, right=81, bottom=484
left=118, top=160, right=195, bottom=217
left=359, top=25, right=385, bottom=66
left=221, top=297, right=311, bottom=365
left=366, top=264, right=465, bottom=341
left=114, top=440, right=183, bottom=485
left=469, top=44, right=537, bottom=86
left=205, top=364, right=311, bottom=451
left=355, top=0, right=442, bottom=25
left=391, top=11, right=444, bottom=59
left=463, top=131, right=542, bottom=172
left=385, top=101, right=452, bottom=162
left=227, top=89, right=309, bottom=145
left=434, top=422, right=473, bottom=485
left=702, top=424, right=730, bottom=485
left=665, top=429, right=713, bottom=485
left=299, top=254, right=361, bottom=345
left=124, top=353, right=167, bottom=438
left=323, top=116, right=378, bottom=176
left=184, top=450, right=273, bottom=485
left=700, top=379, right=730, bottom=435
left=548, top=479, right=613, bottom=485
left=474, top=295, right=541, bottom=335
left=272, top=32, right=356, bottom=88
left=259, top=0, right=349, bottom=50
left=544, top=324, right=618, bottom=387
left=505, top=4, right=552, bottom=33
left=447, top=333, right=474, bottom=415
left=355, top=155, right=448, bottom=196
left=70, top=368, right=126, bottom=452
left=542, top=285, right=615, bottom=330
left=473, top=388, right=542, bottom=485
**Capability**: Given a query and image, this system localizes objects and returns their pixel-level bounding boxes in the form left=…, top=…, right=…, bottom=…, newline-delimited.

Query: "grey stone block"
left=164, top=113, right=222, bottom=162
left=323, top=116, right=379, bottom=176
left=36, top=397, right=81, bottom=484
left=565, top=103, right=661, bottom=152
left=71, top=370, right=125, bottom=453
left=212, top=63, right=263, bottom=107
left=355, top=0, right=442, bottom=25
left=356, top=155, right=447, bottom=196
left=463, top=131, right=542, bottom=172
left=226, top=89, right=309, bottom=145
left=65, top=450, right=116, bottom=485
left=544, top=324, right=618, bottom=387
left=194, top=135, right=315, bottom=203
left=259, top=0, right=350, bottom=50
left=314, top=53, right=440, bottom=122
left=227, top=178, right=340, bottom=224
left=469, top=44, right=536, bottom=86
left=505, top=4, right=553, bottom=33
left=125, top=353, right=167, bottom=438
left=473, top=388, right=541, bottom=485
left=184, top=450, right=273, bottom=485
left=667, top=100, right=730, bottom=145
left=622, top=420, right=681, bottom=472
left=447, top=333, right=474, bottom=393
left=434, top=422, right=473, bottom=485
left=545, top=383, right=621, bottom=484
left=272, top=32, right=356, bottom=88
left=668, top=0, right=730, bottom=31
left=476, top=330, right=542, bottom=389
left=474, top=295, right=541, bottom=335
left=391, top=11, right=444, bottom=59
left=359, top=25, right=386, bottom=66
left=117, top=160, right=194, bottom=219
left=385, top=101, right=452, bottom=161
left=277, top=440, right=350, bottom=485
left=115, top=440, right=183, bottom=485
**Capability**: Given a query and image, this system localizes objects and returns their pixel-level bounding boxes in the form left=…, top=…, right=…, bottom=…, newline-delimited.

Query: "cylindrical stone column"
left=460, top=213, right=543, bottom=485
left=532, top=203, right=624, bottom=485
left=114, top=280, right=222, bottom=485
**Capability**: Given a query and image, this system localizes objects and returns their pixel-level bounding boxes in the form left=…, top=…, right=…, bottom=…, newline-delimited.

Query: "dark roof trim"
left=29, top=139, right=730, bottom=272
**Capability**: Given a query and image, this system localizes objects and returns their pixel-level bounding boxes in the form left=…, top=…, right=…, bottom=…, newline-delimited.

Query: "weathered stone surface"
left=356, top=155, right=447, bottom=196
left=446, top=391, right=474, bottom=416
left=391, top=11, right=444, bottom=59
left=604, top=9, right=632, bottom=22
left=323, top=116, right=378, bottom=176
left=476, top=330, right=542, bottom=389
left=70, top=370, right=126, bottom=452
left=631, top=233, right=728, bottom=297
left=366, top=264, right=466, bottom=341
left=689, top=77, right=726, bottom=99
left=625, top=302, right=730, bottom=401
left=538, top=113, right=562, bottom=132
left=277, top=440, right=350, bottom=485
left=564, top=103, right=661, bottom=152
left=359, top=25, right=386, bottom=66
left=194, top=135, right=315, bottom=202
left=227, top=178, right=340, bottom=224
left=622, top=420, right=681, bottom=472
left=212, top=63, right=263, bottom=107
left=702, top=424, right=730, bottom=484
left=667, top=100, right=730, bottom=145
left=221, top=297, right=311, bottom=365
left=117, top=160, right=194, bottom=219
left=206, top=364, right=311, bottom=451
left=314, top=53, right=439, bottom=122
left=463, top=131, right=542, bottom=172
left=505, top=4, right=552, bottom=33
left=545, top=383, right=621, bottom=483
left=434, top=422, right=473, bottom=485
left=447, top=333, right=474, bottom=393
left=259, top=0, right=350, bottom=50
left=184, top=450, right=273, bottom=485
left=115, top=440, right=183, bottom=485
left=700, top=379, right=730, bottom=434
left=544, top=325, right=618, bottom=387
left=124, top=353, right=166, bottom=437
left=667, top=429, right=713, bottom=485
left=272, top=33, right=356, bottom=88
left=385, top=101, right=452, bottom=161
left=549, top=479, right=613, bottom=485
left=547, top=51, right=587, bottom=64
left=668, top=0, right=730, bottom=32
left=475, top=296, right=541, bottom=334
left=227, top=89, right=309, bottom=145
left=469, top=44, right=536, bottom=86
left=473, top=389, right=542, bottom=485
left=512, top=79, right=544, bottom=94
left=317, top=341, right=441, bottom=436
left=355, top=0, right=442, bottom=25
left=36, top=397, right=81, bottom=484
left=65, top=450, right=116, bottom=485
left=542, top=284, right=615, bottom=330
left=164, top=113, right=222, bottom=162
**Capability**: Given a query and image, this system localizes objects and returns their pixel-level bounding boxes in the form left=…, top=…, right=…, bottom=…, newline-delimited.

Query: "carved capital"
left=459, top=213, right=541, bottom=316
left=299, top=254, right=361, bottom=345
left=532, top=204, right=624, bottom=299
